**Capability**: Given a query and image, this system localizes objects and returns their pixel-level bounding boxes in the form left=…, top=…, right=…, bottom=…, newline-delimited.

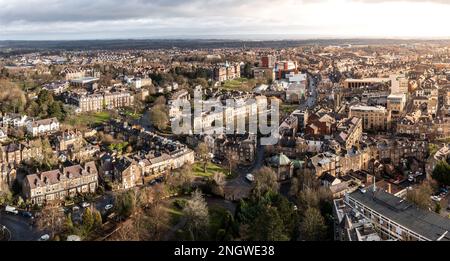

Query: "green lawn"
left=65, top=111, right=113, bottom=127
left=281, top=104, right=299, bottom=114
left=221, top=78, right=253, bottom=91
left=192, top=162, right=234, bottom=178
left=122, top=107, right=143, bottom=120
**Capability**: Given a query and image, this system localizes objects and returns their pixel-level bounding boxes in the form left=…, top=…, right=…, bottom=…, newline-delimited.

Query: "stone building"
left=22, top=161, right=98, bottom=205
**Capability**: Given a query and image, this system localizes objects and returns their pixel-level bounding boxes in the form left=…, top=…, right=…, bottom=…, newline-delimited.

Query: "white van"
left=5, top=206, right=19, bottom=215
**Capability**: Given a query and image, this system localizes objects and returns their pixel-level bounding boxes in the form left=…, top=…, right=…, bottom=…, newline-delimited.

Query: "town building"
left=333, top=197, right=383, bottom=241
left=335, top=117, right=363, bottom=150
left=267, top=153, right=294, bottom=181
left=214, top=63, right=241, bottom=82
left=349, top=105, right=391, bottom=131
left=344, top=78, right=390, bottom=89
left=387, top=93, right=407, bottom=118
left=260, top=55, right=277, bottom=68
left=344, top=187, right=450, bottom=241
left=22, top=162, right=98, bottom=205
left=26, top=118, right=60, bottom=137
left=67, top=90, right=134, bottom=113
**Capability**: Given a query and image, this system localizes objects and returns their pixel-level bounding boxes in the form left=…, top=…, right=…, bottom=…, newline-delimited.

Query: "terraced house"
left=22, top=161, right=98, bottom=205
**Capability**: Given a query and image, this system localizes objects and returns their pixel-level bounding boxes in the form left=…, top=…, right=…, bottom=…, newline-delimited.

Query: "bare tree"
left=0, top=80, right=26, bottom=114
left=225, top=150, right=237, bottom=175
left=146, top=203, right=170, bottom=241
left=183, top=190, right=209, bottom=240
left=196, top=142, right=210, bottom=173
left=36, top=201, right=66, bottom=239
left=252, top=167, right=279, bottom=198
left=407, top=181, right=434, bottom=209
left=150, top=105, right=169, bottom=131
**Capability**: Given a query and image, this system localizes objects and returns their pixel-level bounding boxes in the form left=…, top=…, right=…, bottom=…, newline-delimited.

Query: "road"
left=306, top=74, right=318, bottom=109
left=223, top=142, right=265, bottom=201
left=0, top=212, right=43, bottom=241
left=94, top=192, right=115, bottom=214
left=221, top=75, right=318, bottom=201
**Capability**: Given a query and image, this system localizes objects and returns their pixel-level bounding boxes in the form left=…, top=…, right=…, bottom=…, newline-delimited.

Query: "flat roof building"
left=345, top=187, right=450, bottom=241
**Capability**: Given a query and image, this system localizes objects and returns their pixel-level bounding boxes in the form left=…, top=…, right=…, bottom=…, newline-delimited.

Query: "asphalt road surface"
left=0, top=212, right=43, bottom=241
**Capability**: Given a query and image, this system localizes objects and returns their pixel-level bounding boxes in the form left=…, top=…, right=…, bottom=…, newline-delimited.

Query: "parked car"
left=431, top=196, right=442, bottom=202
left=245, top=174, right=255, bottom=183
left=81, top=202, right=90, bottom=208
left=212, top=158, right=222, bottom=165
left=72, top=206, right=80, bottom=212
left=5, top=206, right=18, bottom=215
left=39, top=234, right=50, bottom=241
left=408, top=175, right=414, bottom=182
left=21, top=211, right=33, bottom=219
left=105, top=204, right=113, bottom=211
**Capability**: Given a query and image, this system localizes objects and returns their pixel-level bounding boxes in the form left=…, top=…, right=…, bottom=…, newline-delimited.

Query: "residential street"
left=0, top=212, right=43, bottom=241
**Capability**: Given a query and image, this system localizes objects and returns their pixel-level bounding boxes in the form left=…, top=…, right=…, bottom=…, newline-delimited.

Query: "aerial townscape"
left=1, top=0, right=450, bottom=245
left=1, top=40, right=450, bottom=242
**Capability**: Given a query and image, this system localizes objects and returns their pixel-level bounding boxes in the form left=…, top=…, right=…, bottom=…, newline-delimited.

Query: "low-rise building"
left=344, top=187, right=450, bottom=241
left=26, top=118, right=60, bottom=137
left=333, top=198, right=383, bottom=241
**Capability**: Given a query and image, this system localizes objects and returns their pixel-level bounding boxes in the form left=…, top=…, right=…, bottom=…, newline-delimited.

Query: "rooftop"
left=349, top=188, right=450, bottom=241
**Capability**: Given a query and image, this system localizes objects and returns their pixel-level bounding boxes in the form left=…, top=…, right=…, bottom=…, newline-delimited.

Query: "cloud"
left=353, top=0, right=450, bottom=3
left=0, top=0, right=289, bottom=23
left=0, top=0, right=450, bottom=40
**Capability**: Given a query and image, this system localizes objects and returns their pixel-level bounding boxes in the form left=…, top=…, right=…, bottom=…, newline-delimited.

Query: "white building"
left=0, top=128, right=7, bottom=142
left=26, top=118, right=60, bottom=137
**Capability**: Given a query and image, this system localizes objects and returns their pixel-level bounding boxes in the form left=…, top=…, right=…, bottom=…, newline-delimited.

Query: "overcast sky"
left=1, top=0, right=450, bottom=40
